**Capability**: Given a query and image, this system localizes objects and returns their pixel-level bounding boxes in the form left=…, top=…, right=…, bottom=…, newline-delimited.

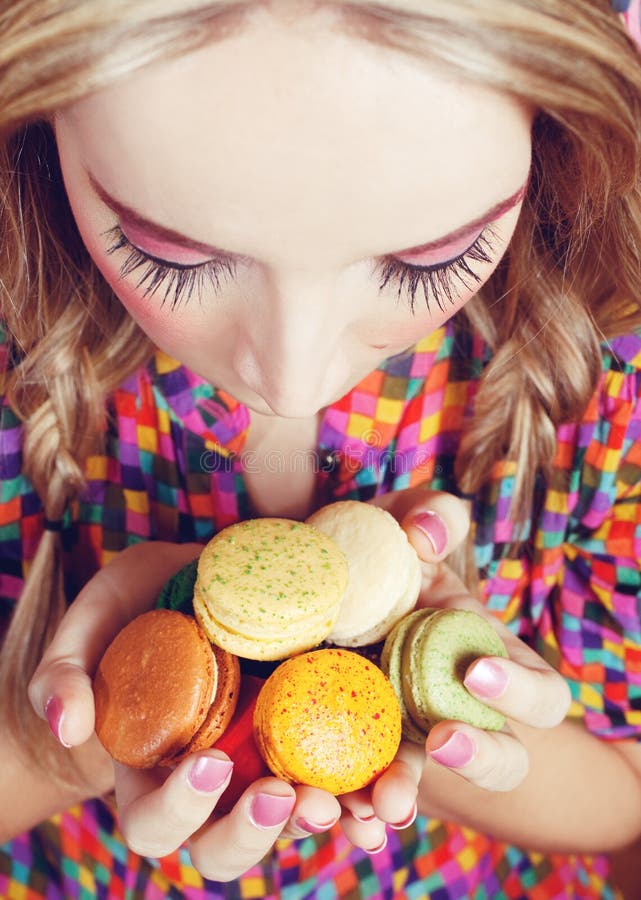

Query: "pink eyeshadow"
left=396, top=228, right=484, bottom=266
left=120, top=219, right=215, bottom=266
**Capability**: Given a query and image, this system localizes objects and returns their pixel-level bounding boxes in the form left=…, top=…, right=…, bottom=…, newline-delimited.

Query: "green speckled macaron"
left=193, top=518, right=349, bottom=660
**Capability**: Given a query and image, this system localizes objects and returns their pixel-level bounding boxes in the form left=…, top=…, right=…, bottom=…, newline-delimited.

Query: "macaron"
left=253, top=648, right=402, bottom=794
left=94, top=609, right=240, bottom=768
left=193, top=518, right=349, bottom=661
left=306, top=500, right=422, bottom=646
left=381, top=607, right=509, bottom=741
left=172, top=640, right=241, bottom=763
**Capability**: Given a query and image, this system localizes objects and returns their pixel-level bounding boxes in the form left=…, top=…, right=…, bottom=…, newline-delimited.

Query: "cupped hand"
left=27, top=540, right=344, bottom=879
left=114, top=756, right=344, bottom=881
left=27, top=491, right=572, bottom=875
left=369, top=487, right=572, bottom=796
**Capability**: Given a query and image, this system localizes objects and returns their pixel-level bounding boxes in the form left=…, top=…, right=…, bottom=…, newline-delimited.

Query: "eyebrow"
left=397, top=182, right=527, bottom=255
left=89, top=171, right=527, bottom=260
left=89, top=173, right=240, bottom=259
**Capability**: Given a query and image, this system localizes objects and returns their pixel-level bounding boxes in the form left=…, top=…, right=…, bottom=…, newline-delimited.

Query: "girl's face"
left=55, top=7, right=532, bottom=419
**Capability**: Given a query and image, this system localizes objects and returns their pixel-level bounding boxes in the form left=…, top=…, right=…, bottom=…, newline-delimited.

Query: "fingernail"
left=45, top=696, right=71, bottom=748
left=295, top=815, right=339, bottom=834
left=250, top=792, right=296, bottom=829
left=390, top=802, right=418, bottom=831
left=187, top=757, right=233, bottom=794
left=412, top=511, right=448, bottom=556
left=464, top=659, right=509, bottom=699
left=366, top=833, right=388, bottom=855
left=352, top=811, right=377, bottom=823
left=430, top=732, right=476, bottom=769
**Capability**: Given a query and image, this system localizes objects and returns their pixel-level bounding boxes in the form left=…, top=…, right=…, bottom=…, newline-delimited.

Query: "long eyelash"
left=103, top=225, right=237, bottom=310
left=376, top=226, right=498, bottom=313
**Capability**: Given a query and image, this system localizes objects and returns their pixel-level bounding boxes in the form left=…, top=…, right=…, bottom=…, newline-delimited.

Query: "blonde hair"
left=2, top=0, right=641, bottom=784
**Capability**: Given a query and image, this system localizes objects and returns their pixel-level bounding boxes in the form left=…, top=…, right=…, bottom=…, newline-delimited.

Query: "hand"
left=316, top=488, right=469, bottom=849
left=370, top=488, right=572, bottom=798
left=26, top=542, right=342, bottom=878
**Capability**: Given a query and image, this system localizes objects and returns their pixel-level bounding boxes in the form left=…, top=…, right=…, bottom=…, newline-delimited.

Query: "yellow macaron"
left=253, top=648, right=402, bottom=794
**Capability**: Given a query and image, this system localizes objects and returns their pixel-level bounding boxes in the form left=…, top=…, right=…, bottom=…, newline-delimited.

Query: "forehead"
left=59, top=7, right=532, bottom=263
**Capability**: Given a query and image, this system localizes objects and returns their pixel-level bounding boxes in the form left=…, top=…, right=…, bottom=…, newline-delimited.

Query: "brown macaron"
left=171, top=642, right=241, bottom=763
left=94, top=609, right=240, bottom=768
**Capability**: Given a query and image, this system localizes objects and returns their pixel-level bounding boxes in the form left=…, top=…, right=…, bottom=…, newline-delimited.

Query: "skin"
left=54, top=7, right=531, bottom=420
left=11, top=3, right=641, bottom=884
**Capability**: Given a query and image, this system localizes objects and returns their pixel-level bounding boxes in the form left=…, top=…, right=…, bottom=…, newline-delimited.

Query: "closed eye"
left=375, top=225, right=498, bottom=313
left=104, top=224, right=238, bottom=310
left=104, top=221, right=499, bottom=314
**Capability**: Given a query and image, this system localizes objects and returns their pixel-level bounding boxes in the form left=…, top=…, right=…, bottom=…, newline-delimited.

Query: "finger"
left=463, top=656, right=572, bottom=729
left=115, top=751, right=234, bottom=858
left=279, top=785, right=341, bottom=839
left=406, top=571, right=572, bottom=729
left=340, top=811, right=389, bottom=855
left=337, top=787, right=376, bottom=823
left=188, top=778, right=296, bottom=882
left=28, top=541, right=202, bottom=745
left=372, top=489, right=470, bottom=562
left=371, top=742, right=423, bottom=828
left=426, top=722, right=529, bottom=792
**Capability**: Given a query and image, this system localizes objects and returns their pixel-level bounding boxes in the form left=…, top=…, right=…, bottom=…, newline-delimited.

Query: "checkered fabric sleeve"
left=472, top=333, right=641, bottom=740
left=544, top=337, right=641, bottom=738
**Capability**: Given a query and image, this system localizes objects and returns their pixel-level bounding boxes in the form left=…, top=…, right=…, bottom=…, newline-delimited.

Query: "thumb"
left=370, top=488, right=471, bottom=563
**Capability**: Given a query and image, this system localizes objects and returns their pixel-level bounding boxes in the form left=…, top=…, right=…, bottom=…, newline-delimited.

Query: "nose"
left=234, top=270, right=355, bottom=416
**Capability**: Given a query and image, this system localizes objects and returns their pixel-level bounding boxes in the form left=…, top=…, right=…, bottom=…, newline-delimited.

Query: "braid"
left=456, top=150, right=604, bottom=539
left=0, top=124, right=151, bottom=782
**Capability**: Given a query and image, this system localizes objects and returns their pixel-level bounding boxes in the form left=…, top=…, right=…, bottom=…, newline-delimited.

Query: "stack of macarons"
left=93, top=501, right=510, bottom=800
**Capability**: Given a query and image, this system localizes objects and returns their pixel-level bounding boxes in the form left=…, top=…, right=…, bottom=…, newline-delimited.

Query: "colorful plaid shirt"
left=1, top=317, right=640, bottom=899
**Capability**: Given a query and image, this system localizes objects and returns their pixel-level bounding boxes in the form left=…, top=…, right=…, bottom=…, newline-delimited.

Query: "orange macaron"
left=253, top=648, right=402, bottom=794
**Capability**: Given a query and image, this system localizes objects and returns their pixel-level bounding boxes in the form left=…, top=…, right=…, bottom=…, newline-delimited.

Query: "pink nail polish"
left=45, top=696, right=71, bottom=748
left=295, top=815, right=339, bottom=834
left=250, top=792, right=296, bottom=829
left=430, top=732, right=475, bottom=769
left=390, top=802, right=418, bottom=831
left=352, top=811, right=377, bottom=823
left=412, top=511, right=448, bottom=556
left=188, top=757, right=233, bottom=794
left=464, top=659, right=509, bottom=699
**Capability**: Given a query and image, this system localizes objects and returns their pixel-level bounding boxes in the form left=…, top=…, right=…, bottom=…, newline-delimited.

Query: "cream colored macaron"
left=306, top=500, right=422, bottom=647
left=193, top=518, right=349, bottom=661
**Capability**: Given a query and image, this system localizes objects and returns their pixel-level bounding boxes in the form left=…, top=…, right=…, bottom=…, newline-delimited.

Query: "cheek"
left=99, top=262, right=175, bottom=340
left=80, top=220, right=209, bottom=353
left=376, top=280, right=482, bottom=353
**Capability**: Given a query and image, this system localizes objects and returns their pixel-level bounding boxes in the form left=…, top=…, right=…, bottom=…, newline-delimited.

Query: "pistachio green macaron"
left=382, top=607, right=508, bottom=741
